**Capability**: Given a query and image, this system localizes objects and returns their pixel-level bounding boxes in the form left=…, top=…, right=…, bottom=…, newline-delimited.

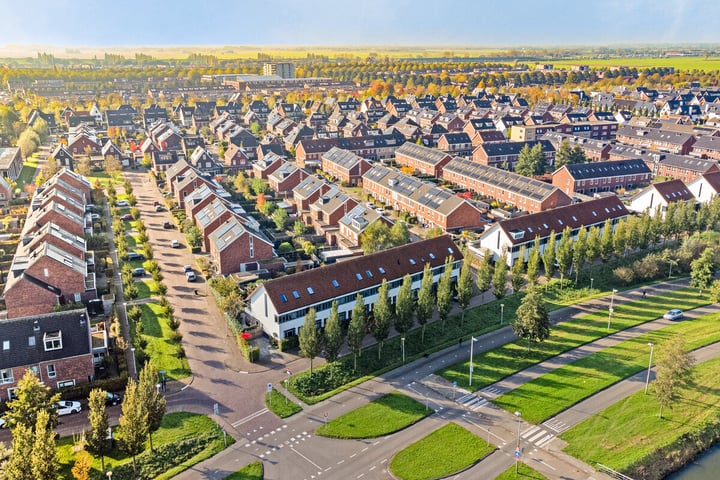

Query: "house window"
left=307, top=287, right=314, bottom=295
left=57, top=380, right=75, bottom=389
left=47, top=365, right=56, bottom=379
left=356, top=273, right=363, bottom=281
left=249, top=236, right=254, bottom=258
left=292, top=290, right=300, bottom=299
left=74, top=293, right=81, bottom=302
left=331, top=279, right=340, bottom=287
left=279, top=294, right=288, bottom=303
left=0, top=369, right=13, bottom=385
left=44, top=331, right=63, bottom=351
left=28, top=336, right=35, bottom=347
left=2, top=341, right=8, bottom=351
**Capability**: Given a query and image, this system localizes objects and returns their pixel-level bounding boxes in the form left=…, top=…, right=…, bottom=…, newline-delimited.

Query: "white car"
left=663, top=309, right=684, bottom=321
left=171, top=239, right=180, bottom=248
left=55, top=400, right=82, bottom=416
left=115, top=200, right=130, bottom=207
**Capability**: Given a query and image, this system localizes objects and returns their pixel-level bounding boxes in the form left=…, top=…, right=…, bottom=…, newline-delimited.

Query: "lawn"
left=494, top=463, right=549, bottom=480
left=437, top=288, right=708, bottom=393
left=224, top=461, right=264, bottom=479
left=57, top=412, right=230, bottom=479
left=549, top=56, right=720, bottom=72
left=15, top=162, right=38, bottom=190
left=136, top=302, right=190, bottom=379
left=560, top=356, right=720, bottom=474
left=389, top=422, right=494, bottom=480
left=494, top=308, right=720, bottom=423
left=317, top=392, right=431, bottom=439
left=265, top=388, right=302, bottom=418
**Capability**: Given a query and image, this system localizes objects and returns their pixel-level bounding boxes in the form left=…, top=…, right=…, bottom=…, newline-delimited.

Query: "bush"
left=168, top=330, right=183, bottom=344
left=278, top=336, right=299, bottom=352
left=613, top=266, right=636, bottom=285
left=56, top=375, right=129, bottom=402
left=167, top=316, right=181, bottom=331
left=633, top=255, right=661, bottom=281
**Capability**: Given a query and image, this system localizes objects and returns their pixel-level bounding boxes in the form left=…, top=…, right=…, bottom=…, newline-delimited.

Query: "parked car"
left=132, top=267, right=146, bottom=277
left=171, top=240, right=180, bottom=248
left=104, top=392, right=122, bottom=406
left=55, top=401, right=82, bottom=416
left=155, top=205, right=164, bottom=212
left=663, top=309, right=684, bottom=321
left=90, top=213, right=100, bottom=220
left=128, top=252, right=145, bottom=261
left=115, top=200, right=130, bottom=207
left=163, top=221, right=174, bottom=229
left=186, top=271, right=196, bottom=282
left=120, top=213, right=133, bottom=221
left=183, top=265, right=193, bottom=273
left=0, top=416, right=6, bottom=428
left=153, top=201, right=160, bottom=207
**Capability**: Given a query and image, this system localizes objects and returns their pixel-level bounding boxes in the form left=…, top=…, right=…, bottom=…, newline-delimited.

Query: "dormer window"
left=44, top=331, right=62, bottom=351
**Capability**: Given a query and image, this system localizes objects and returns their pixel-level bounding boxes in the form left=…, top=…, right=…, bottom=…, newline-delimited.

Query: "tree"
left=17, top=127, right=40, bottom=158
left=272, top=207, right=290, bottom=231
left=526, top=239, right=541, bottom=285
left=416, top=263, right=435, bottom=343
left=250, top=177, right=269, bottom=196
left=436, top=257, right=454, bottom=332
left=511, top=246, right=526, bottom=292
left=514, top=143, right=545, bottom=176
left=372, top=280, right=392, bottom=358
left=690, top=247, right=716, bottom=295
left=299, top=309, right=321, bottom=374
left=323, top=301, right=344, bottom=365
left=117, top=378, right=148, bottom=477
left=105, top=155, right=122, bottom=174
left=709, top=279, right=720, bottom=303
left=512, top=286, right=551, bottom=352
left=653, top=336, right=694, bottom=418
left=76, top=156, right=92, bottom=177
left=138, top=365, right=166, bottom=453
left=186, top=225, right=203, bottom=248
left=6, top=370, right=60, bottom=431
left=492, top=254, right=508, bottom=299
left=347, top=295, right=367, bottom=371
left=600, top=219, right=614, bottom=261
left=394, top=274, right=415, bottom=336
left=31, top=410, right=57, bottom=480
left=293, top=220, right=306, bottom=236
left=86, top=389, right=111, bottom=472
left=71, top=451, right=92, bottom=480
left=360, top=221, right=392, bottom=254
left=542, top=231, right=556, bottom=279
left=556, top=227, right=573, bottom=285
left=302, top=241, right=316, bottom=257
left=456, top=254, right=474, bottom=328
left=30, top=117, right=49, bottom=143
left=572, top=226, right=588, bottom=282
left=6, top=422, right=33, bottom=480
left=476, top=250, right=492, bottom=294
left=554, top=140, right=574, bottom=169
left=389, top=221, right=410, bottom=245
left=586, top=225, right=601, bottom=264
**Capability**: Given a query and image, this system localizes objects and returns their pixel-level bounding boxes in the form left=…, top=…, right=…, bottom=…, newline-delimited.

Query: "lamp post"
left=515, top=411, right=522, bottom=473
left=106, top=472, right=112, bottom=480
left=500, top=304, right=505, bottom=325
left=130, top=347, right=137, bottom=379
left=645, top=342, right=655, bottom=394
left=590, top=278, right=594, bottom=291
left=607, top=288, right=618, bottom=332
left=468, top=337, right=478, bottom=386
left=401, top=336, right=406, bottom=364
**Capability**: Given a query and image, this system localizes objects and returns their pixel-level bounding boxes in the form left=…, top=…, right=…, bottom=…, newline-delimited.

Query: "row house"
left=363, top=166, right=484, bottom=232
left=552, top=159, right=652, bottom=196
left=541, top=132, right=612, bottom=161
left=151, top=151, right=179, bottom=173
left=165, top=159, right=193, bottom=194
left=650, top=154, right=720, bottom=183
left=321, top=147, right=373, bottom=187
left=23, top=201, right=86, bottom=238
left=0, top=148, right=23, bottom=181
left=67, top=132, right=101, bottom=156
left=245, top=236, right=462, bottom=339
left=253, top=152, right=285, bottom=180
left=308, top=188, right=358, bottom=245
left=616, top=125, right=696, bottom=155
left=443, top=157, right=571, bottom=213
left=143, top=104, right=169, bottom=129
left=0, top=309, right=95, bottom=400
left=194, top=197, right=244, bottom=251
left=473, top=140, right=556, bottom=170
left=50, top=144, right=75, bottom=170
left=337, top=204, right=393, bottom=250
left=688, top=171, right=720, bottom=204
left=628, top=180, right=696, bottom=218
left=471, top=196, right=629, bottom=266
left=691, top=135, right=720, bottom=160
left=183, top=183, right=233, bottom=226
left=437, top=133, right=473, bottom=156
left=268, top=163, right=309, bottom=199
left=292, top=176, right=334, bottom=224
left=223, top=144, right=252, bottom=173
left=173, top=170, right=216, bottom=209
left=295, top=133, right=405, bottom=169
left=208, top=216, right=275, bottom=275
left=471, top=130, right=507, bottom=146
left=189, top=146, right=222, bottom=176
left=394, top=142, right=452, bottom=178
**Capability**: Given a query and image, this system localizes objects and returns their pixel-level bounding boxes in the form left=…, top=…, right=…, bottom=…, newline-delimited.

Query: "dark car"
left=132, top=267, right=146, bottom=277
left=105, top=392, right=122, bottom=406
left=127, top=252, right=145, bottom=261
left=155, top=205, right=164, bottom=212
left=120, top=214, right=133, bottom=221
left=163, top=221, right=174, bottom=229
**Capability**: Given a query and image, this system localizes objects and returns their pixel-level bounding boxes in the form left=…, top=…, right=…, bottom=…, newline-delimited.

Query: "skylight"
left=378, top=267, right=386, bottom=274
left=292, top=290, right=300, bottom=299
left=356, top=273, right=363, bottom=280
left=409, top=258, right=416, bottom=265
left=365, top=270, right=373, bottom=278
left=332, top=279, right=340, bottom=287
left=280, top=294, right=288, bottom=303
left=307, top=287, right=314, bottom=295
left=428, top=253, right=436, bottom=259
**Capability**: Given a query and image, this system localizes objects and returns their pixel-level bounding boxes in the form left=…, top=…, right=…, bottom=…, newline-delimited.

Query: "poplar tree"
left=372, top=280, right=392, bottom=358
left=323, top=301, right=343, bottom=365
left=416, top=263, right=435, bottom=343
left=299, top=309, right=321, bottom=374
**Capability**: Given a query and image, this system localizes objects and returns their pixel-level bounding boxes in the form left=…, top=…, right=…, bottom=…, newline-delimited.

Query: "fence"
left=597, top=463, right=635, bottom=480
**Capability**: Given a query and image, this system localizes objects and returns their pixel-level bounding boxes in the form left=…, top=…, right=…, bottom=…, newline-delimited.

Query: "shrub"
left=613, top=266, right=636, bottom=286
left=168, top=330, right=183, bottom=344
left=633, top=255, right=661, bottom=281
left=167, top=316, right=181, bottom=331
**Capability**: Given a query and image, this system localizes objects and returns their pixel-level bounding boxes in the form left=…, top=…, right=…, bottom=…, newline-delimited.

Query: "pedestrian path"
left=520, top=424, right=556, bottom=448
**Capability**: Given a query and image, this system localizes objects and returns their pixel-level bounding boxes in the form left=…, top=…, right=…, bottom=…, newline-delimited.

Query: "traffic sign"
left=514, top=448, right=521, bottom=459
left=267, top=382, right=273, bottom=393
left=453, top=381, right=457, bottom=387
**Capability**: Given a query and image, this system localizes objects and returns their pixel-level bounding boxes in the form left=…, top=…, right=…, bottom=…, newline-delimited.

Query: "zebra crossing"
left=543, top=418, right=570, bottom=433
left=478, top=386, right=505, bottom=398
left=456, top=393, right=491, bottom=411
left=520, top=425, right=555, bottom=448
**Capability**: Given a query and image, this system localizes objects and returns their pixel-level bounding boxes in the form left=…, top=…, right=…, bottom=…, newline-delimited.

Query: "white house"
left=245, top=236, right=463, bottom=339
left=627, top=179, right=696, bottom=218
left=687, top=171, right=720, bottom=204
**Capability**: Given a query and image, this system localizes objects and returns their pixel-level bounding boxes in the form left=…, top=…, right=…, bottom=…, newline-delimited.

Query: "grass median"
left=137, top=302, right=190, bottom=379
left=560, top=355, right=720, bottom=476
left=224, top=461, right=264, bottom=479
left=494, top=463, right=549, bottom=479
left=317, top=392, right=430, bottom=439
left=389, top=422, right=494, bottom=480
left=438, top=287, right=707, bottom=393
left=265, top=388, right=302, bottom=418
left=494, top=307, right=720, bottom=423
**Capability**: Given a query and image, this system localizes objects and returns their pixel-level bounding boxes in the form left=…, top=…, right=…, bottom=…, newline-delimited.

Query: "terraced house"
left=321, top=147, right=373, bottom=187
left=393, top=142, right=453, bottom=177
left=551, top=159, right=652, bottom=196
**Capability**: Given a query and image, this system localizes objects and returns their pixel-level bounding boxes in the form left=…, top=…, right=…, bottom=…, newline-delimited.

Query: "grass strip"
left=389, top=422, right=494, bottom=480
left=265, top=388, right=302, bottom=418
left=137, top=303, right=190, bottom=379
left=317, top=391, right=430, bottom=439
left=438, top=288, right=708, bottom=392
left=494, top=462, right=549, bottom=479
left=224, top=462, right=264, bottom=479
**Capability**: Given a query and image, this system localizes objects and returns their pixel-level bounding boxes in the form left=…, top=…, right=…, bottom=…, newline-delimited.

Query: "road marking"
left=350, top=453, right=357, bottom=458
left=361, top=447, right=369, bottom=452
left=532, top=457, right=557, bottom=471
left=369, top=466, right=376, bottom=471
left=381, top=459, right=388, bottom=464
left=291, top=447, right=323, bottom=470
left=231, top=408, right=269, bottom=427
left=337, top=460, right=344, bottom=465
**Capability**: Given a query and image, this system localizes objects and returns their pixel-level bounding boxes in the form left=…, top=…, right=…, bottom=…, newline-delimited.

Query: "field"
left=549, top=56, right=720, bottom=71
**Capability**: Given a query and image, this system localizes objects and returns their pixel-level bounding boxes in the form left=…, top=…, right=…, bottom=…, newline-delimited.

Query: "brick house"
left=0, top=148, right=24, bottom=180
left=195, top=198, right=243, bottom=251
left=295, top=133, right=405, bottom=169
left=691, top=135, right=720, bottom=160
left=394, top=142, right=452, bottom=177
left=253, top=153, right=285, bottom=180
left=268, top=163, right=309, bottom=199
left=23, top=202, right=86, bottom=237
left=223, top=144, right=251, bottom=173
left=321, top=147, right=373, bottom=187
left=67, top=133, right=101, bottom=156
left=541, top=132, right=612, bottom=161
left=473, top=140, right=556, bottom=170
left=437, top=133, right=473, bottom=156
left=337, top=204, right=393, bottom=249
left=50, top=144, right=75, bottom=170
left=552, top=159, right=652, bottom=196
left=165, top=159, right=193, bottom=195
left=443, top=157, right=571, bottom=213
left=650, top=154, right=720, bottom=183
left=292, top=176, right=334, bottom=223
left=173, top=171, right=215, bottom=209
left=308, top=188, right=359, bottom=243
left=616, top=125, right=696, bottom=155
left=0, top=309, right=95, bottom=399
left=0, top=177, right=12, bottom=207
left=208, top=216, right=274, bottom=275
left=151, top=151, right=179, bottom=173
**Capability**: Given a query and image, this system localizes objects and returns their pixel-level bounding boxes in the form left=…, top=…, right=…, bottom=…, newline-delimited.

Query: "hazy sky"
left=0, top=0, right=718, bottom=47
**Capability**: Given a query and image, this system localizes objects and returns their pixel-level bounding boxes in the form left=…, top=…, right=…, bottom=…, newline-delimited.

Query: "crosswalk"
left=520, top=425, right=555, bottom=448
left=456, top=393, right=491, bottom=411
left=542, top=418, right=570, bottom=433
left=479, top=386, right=505, bottom=398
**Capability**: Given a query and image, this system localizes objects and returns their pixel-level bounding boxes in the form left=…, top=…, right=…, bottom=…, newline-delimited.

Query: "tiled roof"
left=561, top=159, right=651, bottom=180
left=395, top=142, right=451, bottom=166
left=322, top=147, right=365, bottom=170
left=648, top=179, right=695, bottom=202
left=479, top=140, right=555, bottom=157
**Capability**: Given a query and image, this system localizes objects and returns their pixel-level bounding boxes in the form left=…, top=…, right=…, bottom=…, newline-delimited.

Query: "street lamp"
left=515, top=411, right=522, bottom=473
left=130, top=347, right=137, bottom=379
left=106, top=472, right=112, bottom=480
left=500, top=304, right=505, bottom=325
left=468, top=337, right=478, bottom=386
left=401, top=336, right=406, bottom=364
left=607, top=288, right=618, bottom=332
left=590, top=278, right=594, bottom=291
left=645, top=342, right=655, bottom=394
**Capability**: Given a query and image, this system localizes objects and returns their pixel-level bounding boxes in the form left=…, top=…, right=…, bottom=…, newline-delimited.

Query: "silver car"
left=55, top=400, right=82, bottom=416
left=663, top=309, right=684, bottom=321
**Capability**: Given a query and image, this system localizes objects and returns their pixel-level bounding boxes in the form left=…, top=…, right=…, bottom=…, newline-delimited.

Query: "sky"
left=0, top=0, right=718, bottom=48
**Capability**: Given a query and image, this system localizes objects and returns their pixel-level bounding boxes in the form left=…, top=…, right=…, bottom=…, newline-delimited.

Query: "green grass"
left=438, top=288, right=708, bottom=393
left=124, top=233, right=137, bottom=247
left=560, top=355, right=720, bottom=473
left=549, top=56, right=720, bottom=72
left=494, top=463, right=549, bottom=480
left=57, top=412, right=230, bottom=479
left=224, top=462, right=264, bottom=479
left=265, top=389, right=302, bottom=418
left=15, top=162, right=38, bottom=190
left=317, top=392, right=431, bottom=439
left=137, top=302, right=190, bottom=379
left=134, top=278, right=152, bottom=299
left=389, top=422, right=494, bottom=480
left=494, top=305, right=718, bottom=423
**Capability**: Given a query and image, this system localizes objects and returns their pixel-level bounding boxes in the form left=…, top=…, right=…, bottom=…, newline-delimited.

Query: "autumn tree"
left=117, top=378, right=148, bottom=477
left=394, top=274, right=415, bottom=336
left=323, top=301, right=344, bottom=366
left=512, top=286, right=551, bottom=353
left=6, top=422, right=33, bottom=480
left=6, top=370, right=60, bottom=431
left=138, top=365, right=166, bottom=452
left=653, top=336, right=694, bottom=418
left=86, top=389, right=111, bottom=472
left=31, top=410, right=57, bottom=480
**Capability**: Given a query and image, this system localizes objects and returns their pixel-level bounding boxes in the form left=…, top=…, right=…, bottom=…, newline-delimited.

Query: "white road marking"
left=231, top=408, right=269, bottom=427
left=291, top=447, right=323, bottom=470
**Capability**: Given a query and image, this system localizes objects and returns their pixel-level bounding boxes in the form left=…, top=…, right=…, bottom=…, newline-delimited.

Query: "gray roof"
left=322, top=147, right=365, bottom=170
left=479, top=140, right=555, bottom=157
left=561, top=159, right=651, bottom=180
left=0, top=148, right=20, bottom=170
left=395, top=142, right=452, bottom=165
